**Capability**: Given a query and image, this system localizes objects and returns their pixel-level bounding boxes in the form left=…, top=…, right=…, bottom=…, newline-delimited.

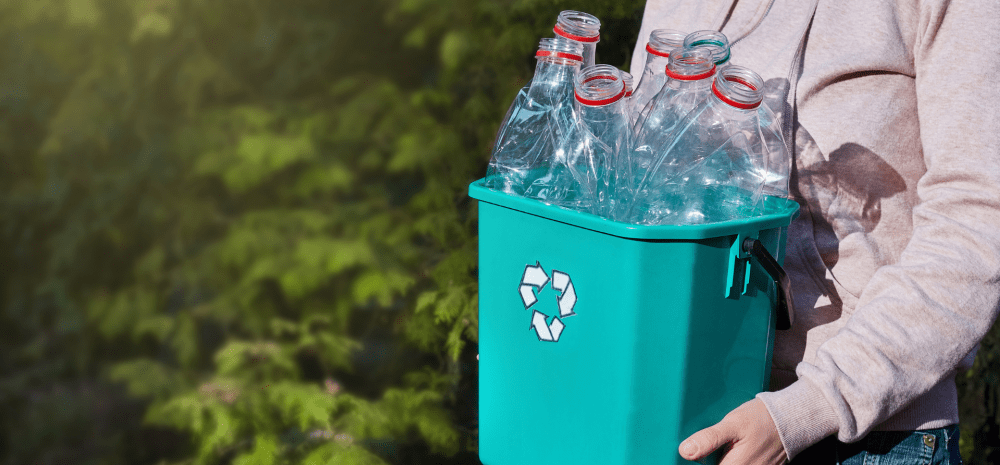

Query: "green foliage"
left=0, top=0, right=644, bottom=463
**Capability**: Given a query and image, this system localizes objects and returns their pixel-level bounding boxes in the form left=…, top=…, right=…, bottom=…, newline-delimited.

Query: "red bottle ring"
left=535, top=50, right=583, bottom=62
left=575, top=85, right=627, bottom=106
left=712, top=78, right=761, bottom=109
left=665, top=64, right=716, bottom=81
left=554, top=25, right=600, bottom=43
left=645, top=43, right=671, bottom=58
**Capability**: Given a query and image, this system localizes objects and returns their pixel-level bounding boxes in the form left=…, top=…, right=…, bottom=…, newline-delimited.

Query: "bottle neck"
left=664, top=77, right=713, bottom=93
left=554, top=11, right=601, bottom=43
left=527, top=60, right=579, bottom=106
left=533, top=59, right=579, bottom=82
left=643, top=54, right=670, bottom=75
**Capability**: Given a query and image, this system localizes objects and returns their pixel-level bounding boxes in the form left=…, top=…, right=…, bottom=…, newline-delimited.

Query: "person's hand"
left=678, top=398, right=787, bottom=465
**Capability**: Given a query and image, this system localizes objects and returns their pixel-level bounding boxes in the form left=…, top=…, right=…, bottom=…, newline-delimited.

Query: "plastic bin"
left=469, top=179, right=799, bottom=465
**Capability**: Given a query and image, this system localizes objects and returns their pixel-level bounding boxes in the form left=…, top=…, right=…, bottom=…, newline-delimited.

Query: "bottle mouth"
left=536, top=37, right=584, bottom=64
left=555, top=10, right=601, bottom=42
left=664, top=47, right=715, bottom=81
left=574, top=65, right=626, bottom=106
left=683, top=30, right=731, bottom=65
left=712, top=65, right=764, bottom=109
left=645, top=29, right=686, bottom=57
left=621, top=72, right=634, bottom=97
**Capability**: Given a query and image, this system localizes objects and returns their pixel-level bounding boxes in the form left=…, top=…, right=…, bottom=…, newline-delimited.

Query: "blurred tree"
left=0, top=0, right=644, bottom=464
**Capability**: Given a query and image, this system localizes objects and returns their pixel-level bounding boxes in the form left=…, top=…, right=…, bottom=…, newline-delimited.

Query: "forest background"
left=0, top=0, right=998, bottom=464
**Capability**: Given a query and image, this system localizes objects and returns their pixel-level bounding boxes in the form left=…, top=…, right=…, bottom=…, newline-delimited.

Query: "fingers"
left=679, top=423, right=734, bottom=461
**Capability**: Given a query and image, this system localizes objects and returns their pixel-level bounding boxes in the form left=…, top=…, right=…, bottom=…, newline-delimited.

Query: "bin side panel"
left=624, top=240, right=698, bottom=465
left=478, top=202, right=641, bottom=465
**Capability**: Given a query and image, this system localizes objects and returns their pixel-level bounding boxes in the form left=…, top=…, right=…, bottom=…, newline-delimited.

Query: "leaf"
left=107, top=359, right=181, bottom=399
left=265, top=382, right=336, bottom=430
left=132, top=11, right=173, bottom=42
left=352, top=269, right=415, bottom=307
left=439, top=31, right=471, bottom=70
left=223, top=134, right=316, bottom=192
left=67, top=0, right=101, bottom=26
left=87, top=287, right=158, bottom=339
left=302, top=442, right=387, bottom=465
left=232, top=434, right=279, bottom=465
left=171, top=312, right=200, bottom=369
left=293, top=163, right=354, bottom=198
left=214, top=340, right=296, bottom=380
left=294, top=238, right=376, bottom=275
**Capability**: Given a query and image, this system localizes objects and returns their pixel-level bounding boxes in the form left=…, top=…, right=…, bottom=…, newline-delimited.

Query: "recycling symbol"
left=519, top=262, right=577, bottom=342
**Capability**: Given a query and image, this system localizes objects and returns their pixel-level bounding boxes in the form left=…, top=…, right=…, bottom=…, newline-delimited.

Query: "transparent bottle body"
left=630, top=30, right=686, bottom=126
left=527, top=66, right=631, bottom=218
left=630, top=77, right=715, bottom=197
left=630, top=54, right=670, bottom=126
left=486, top=58, right=581, bottom=195
left=625, top=68, right=785, bottom=225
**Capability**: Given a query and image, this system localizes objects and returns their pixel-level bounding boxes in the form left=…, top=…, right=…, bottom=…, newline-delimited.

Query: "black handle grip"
left=742, top=238, right=794, bottom=330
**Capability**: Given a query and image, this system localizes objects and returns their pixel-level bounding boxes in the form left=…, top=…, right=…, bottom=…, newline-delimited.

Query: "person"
left=629, top=0, right=1000, bottom=463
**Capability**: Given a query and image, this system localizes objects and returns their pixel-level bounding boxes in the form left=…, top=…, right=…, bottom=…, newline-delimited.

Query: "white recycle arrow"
left=530, top=310, right=565, bottom=342
left=551, top=270, right=577, bottom=318
left=519, top=261, right=550, bottom=309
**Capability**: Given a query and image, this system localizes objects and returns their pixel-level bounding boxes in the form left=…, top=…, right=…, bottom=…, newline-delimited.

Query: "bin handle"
left=742, top=238, right=794, bottom=330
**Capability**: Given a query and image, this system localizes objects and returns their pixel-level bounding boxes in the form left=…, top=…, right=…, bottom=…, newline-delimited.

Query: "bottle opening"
left=712, top=65, right=764, bottom=109
left=683, top=30, right=731, bottom=66
left=575, top=65, right=625, bottom=106
left=646, top=29, right=686, bottom=58
left=622, top=72, right=634, bottom=97
left=664, top=47, right=715, bottom=81
left=555, top=10, right=601, bottom=43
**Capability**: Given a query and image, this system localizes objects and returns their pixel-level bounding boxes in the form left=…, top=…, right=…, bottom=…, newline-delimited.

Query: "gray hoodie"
left=631, top=0, right=1000, bottom=459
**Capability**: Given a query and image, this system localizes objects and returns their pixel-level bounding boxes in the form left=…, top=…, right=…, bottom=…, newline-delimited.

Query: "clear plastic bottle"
left=683, top=30, right=731, bottom=69
left=526, top=65, right=630, bottom=217
left=486, top=38, right=584, bottom=195
left=626, top=65, right=785, bottom=225
left=629, top=47, right=716, bottom=206
left=630, top=29, right=687, bottom=124
left=553, top=10, right=601, bottom=68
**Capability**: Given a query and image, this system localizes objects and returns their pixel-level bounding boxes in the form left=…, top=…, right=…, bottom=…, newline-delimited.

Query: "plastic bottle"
left=629, top=29, right=686, bottom=124
left=683, top=30, right=731, bottom=69
left=627, top=65, right=785, bottom=225
left=628, top=47, right=716, bottom=216
left=553, top=10, right=601, bottom=68
left=486, top=38, right=584, bottom=195
left=526, top=65, right=630, bottom=217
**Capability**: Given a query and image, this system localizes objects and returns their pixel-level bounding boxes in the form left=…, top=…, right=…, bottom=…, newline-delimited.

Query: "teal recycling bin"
left=469, top=179, right=799, bottom=465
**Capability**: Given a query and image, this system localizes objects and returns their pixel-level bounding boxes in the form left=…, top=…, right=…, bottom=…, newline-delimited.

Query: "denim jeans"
left=789, top=425, right=962, bottom=465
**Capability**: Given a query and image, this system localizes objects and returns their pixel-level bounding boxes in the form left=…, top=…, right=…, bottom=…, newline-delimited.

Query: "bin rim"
left=469, top=178, right=799, bottom=241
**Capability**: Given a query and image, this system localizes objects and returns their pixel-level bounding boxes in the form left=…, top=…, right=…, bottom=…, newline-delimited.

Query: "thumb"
left=679, top=424, right=734, bottom=461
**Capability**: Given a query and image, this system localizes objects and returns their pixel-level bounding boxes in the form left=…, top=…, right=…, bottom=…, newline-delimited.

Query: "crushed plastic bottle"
left=486, top=38, right=584, bottom=195
left=630, top=29, right=686, bottom=125
left=628, top=47, right=716, bottom=218
left=625, top=65, right=787, bottom=225
left=525, top=65, right=631, bottom=217
left=553, top=10, right=601, bottom=68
